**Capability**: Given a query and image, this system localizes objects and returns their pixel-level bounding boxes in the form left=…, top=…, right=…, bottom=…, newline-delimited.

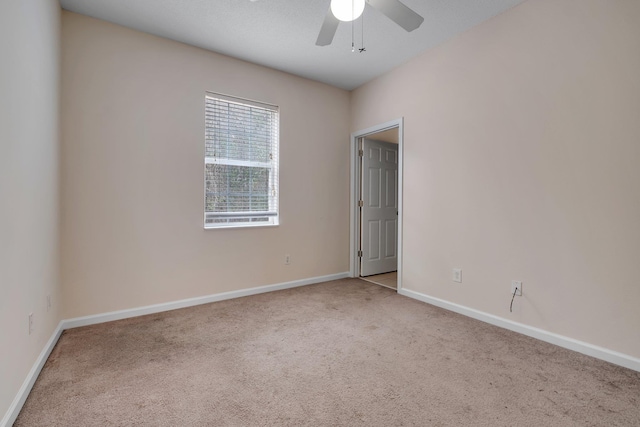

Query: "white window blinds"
left=204, top=93, right=279, bottom=228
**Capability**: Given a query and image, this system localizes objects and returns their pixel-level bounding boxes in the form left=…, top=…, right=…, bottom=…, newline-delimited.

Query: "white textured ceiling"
left=59, top=0, right=526, bottom=90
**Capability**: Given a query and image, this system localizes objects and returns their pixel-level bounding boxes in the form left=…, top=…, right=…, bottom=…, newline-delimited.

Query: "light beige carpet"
left=15, top=279, right=640, bottom=426
left=361, top=271, right=397, bottom=289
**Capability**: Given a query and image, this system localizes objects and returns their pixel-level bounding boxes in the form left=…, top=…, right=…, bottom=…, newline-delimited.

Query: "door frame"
left=350, top=118, right=404, bottom=291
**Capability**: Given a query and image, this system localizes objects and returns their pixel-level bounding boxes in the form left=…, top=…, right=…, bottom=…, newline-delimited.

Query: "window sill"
left=204, top=223, right=279, bottom=230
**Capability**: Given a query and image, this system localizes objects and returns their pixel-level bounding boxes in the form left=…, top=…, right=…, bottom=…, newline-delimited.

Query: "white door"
left=361, top=138, right=398, bottom=277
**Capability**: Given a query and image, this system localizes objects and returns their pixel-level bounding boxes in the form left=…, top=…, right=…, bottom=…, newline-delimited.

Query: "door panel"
left=361, top=138, right=398, bottom=277
left=369, top=167, right=380, bottom=207
left=385, top=219, right=397, bottom=257
left=368, top=220, right=380, bottom=260
left=385, top=169, right=396, bottom=207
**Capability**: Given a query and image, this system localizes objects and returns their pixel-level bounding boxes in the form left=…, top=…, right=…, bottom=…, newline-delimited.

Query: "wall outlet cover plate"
left=453, top=268, right=462, bottom=283
left=511, top=280, right=522, bottom=296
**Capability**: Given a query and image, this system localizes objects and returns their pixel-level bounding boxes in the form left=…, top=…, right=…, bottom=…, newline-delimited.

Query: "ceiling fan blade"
left=367, top=0, right=424, bottom=32
left=316, top=8, right=340, bottom=46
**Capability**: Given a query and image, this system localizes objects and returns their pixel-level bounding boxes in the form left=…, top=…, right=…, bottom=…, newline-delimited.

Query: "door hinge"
left=358, top=149, right=364, bottom=157
left=357, top=250, right=363, bottom=257
left=358, top=200, right=364, bottom=207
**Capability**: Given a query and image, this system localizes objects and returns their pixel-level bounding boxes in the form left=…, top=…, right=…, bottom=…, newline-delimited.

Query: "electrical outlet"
left=28, top=313, right=33, bottom=335
left=47, top=295, right=51, bottom=312
left=285, top=254, right=291, bottom=265
left=453, top=268, right=462, bottom=283
left=511, top=280, right=522, bottom=296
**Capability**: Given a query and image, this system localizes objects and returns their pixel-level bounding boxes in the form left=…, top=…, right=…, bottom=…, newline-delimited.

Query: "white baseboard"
left=399, top=288, right=640, bottom=372
left=1, top=321, right=64, bottom=427
left=63, top=272, right=350, bottom=329
left=1, top=272, right=349, bottom=426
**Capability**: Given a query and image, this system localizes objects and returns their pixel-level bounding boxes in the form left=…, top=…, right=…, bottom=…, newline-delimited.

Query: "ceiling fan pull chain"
left=352, top=0, right=355, bottom=52
left=360, top=6, right=366, bottom=53
left=351, top=16, right=355, bottom=52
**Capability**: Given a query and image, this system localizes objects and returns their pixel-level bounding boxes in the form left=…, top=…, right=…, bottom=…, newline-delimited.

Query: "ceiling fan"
left=316, top=0, right=424, bottom=46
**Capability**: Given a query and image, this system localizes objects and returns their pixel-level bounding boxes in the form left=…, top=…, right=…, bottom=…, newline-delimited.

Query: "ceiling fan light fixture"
left=330, top=0, right=365, bottom=22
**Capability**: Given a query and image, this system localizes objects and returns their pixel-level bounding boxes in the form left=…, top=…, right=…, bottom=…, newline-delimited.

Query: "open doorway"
left=350, top=119, right=403, bottom=291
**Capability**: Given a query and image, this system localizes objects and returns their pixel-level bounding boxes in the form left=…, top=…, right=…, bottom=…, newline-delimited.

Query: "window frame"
left=204, top=92, right=280, bottom=229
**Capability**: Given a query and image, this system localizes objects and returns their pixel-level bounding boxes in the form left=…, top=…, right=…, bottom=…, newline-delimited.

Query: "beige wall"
left=0, top=0, right=61, bottom=420
left=352, top=0, right=640, bottom=358
left=60, top=12, right=351, bottom=318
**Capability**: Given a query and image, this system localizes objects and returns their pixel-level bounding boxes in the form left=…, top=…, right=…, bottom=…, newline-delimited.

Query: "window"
left=204, top=93, right=279, bottom=228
